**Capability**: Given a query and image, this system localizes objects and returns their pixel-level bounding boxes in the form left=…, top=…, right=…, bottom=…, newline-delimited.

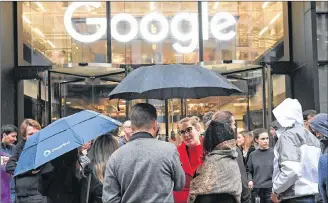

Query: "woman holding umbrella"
left=173, top=116, right=204, bottom=203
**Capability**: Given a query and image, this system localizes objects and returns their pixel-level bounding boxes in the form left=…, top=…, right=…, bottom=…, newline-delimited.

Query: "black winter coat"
left=6, top=140, right=50, bottom=198
left=236, top=147, right=252, bottom=203
left=80, top=164, right=103, bottom=203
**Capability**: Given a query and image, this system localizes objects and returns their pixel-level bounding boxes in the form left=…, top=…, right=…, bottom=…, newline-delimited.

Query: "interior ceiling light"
left=150, top=2, right=156, bottom=11
left=35, top=2, right=45, bottom=12
left=213, top=2, right=219, bottom=9
left=262, top=2, right=270, bottom=9
left=22, top=15, right=31, bottom=24
left=47, top=40, right=56, bottom=48
left=34, top=28, right=45, bottom=38
left=259, top=26, right=268, bottom=36
left=269, top=13, right=281, bottom=24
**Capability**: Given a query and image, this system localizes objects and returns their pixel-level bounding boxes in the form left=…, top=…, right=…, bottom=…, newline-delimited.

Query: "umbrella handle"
left=86, top=173, right=91, bottom=202
left=117, top=99, right=121, bottom=111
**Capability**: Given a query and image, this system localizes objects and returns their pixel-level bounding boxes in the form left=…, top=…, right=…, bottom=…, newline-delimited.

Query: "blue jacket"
left=319, top=140, right=328, bottom=203
left=0, top=142, right=16, bottom=197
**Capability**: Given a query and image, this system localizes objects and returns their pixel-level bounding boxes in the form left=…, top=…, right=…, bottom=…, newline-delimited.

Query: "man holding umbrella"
left=5, top=119, right=50, bottom=203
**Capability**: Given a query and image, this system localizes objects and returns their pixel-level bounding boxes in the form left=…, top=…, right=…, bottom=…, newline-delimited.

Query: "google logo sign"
left=64, top=2, right=237, bottom=54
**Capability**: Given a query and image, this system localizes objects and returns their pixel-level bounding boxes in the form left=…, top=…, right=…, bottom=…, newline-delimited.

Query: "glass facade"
left=18, top=2, right=286, bottom=66
left=204, top=2, right=284, bottom=62
left=18, top=2, right=288, bottom=133
left=316, top=2, right=328, bottom=113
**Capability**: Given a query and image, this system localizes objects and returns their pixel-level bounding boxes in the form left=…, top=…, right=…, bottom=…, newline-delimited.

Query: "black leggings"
left=195, top=193, right=237, bottom=203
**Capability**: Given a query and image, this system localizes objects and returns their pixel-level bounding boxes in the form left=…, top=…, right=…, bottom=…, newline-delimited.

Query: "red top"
left=173, top=142, right=203, bottom=203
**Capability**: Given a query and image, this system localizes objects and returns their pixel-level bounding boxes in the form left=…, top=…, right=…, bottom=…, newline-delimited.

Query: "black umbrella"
left=108, top=64, right=242, bottom=100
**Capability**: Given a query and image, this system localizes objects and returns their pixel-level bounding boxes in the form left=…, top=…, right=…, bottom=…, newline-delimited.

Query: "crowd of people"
left=0, top=98, right=327, bottom=203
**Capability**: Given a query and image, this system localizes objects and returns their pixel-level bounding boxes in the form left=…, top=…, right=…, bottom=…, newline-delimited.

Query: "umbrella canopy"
left=108, top=64, right=242, bottom=100
left=14, top=110, right=121, bottom=176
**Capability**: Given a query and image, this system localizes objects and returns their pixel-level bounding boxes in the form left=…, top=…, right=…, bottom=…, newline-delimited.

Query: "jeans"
left=11, top=194, right=15, bottom=203
left=16, top=195, right=48, bottom=203
left=251, top=188, right=272, bottom=203
left=280, top=195, right=315, bottom=203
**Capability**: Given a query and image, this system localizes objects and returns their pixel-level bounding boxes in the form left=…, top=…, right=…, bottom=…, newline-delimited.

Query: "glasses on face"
left=178, top=127, right=193, bottom=135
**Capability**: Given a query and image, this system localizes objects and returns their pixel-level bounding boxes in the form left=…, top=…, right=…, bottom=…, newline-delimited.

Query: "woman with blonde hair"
left=173, top=116, right=204, bottom=203
left=237, top=131, right=255, bottom=165
left=80, top=132, right=119, bottom=203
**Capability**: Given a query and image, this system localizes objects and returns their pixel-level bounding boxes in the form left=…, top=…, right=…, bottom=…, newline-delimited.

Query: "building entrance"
left=21, top=61, right=285, bottom=137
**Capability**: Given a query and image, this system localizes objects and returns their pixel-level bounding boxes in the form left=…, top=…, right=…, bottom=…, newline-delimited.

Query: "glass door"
left=47, top=63, right=126, bottom=124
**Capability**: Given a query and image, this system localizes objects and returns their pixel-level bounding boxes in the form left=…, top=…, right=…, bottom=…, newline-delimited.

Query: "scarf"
left=188, top=139, right=242, bottom=203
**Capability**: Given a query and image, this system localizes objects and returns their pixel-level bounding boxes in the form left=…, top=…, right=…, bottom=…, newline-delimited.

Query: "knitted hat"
left=206, top=120, right=235, bottom=145
left=310, top=113, right=328, bottom=138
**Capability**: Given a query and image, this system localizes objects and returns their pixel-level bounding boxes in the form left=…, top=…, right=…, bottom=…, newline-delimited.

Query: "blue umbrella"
left=14, top=110, right=121, bottom=176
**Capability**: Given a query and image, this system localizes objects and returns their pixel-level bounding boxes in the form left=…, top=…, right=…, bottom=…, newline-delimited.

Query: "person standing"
left=303, top=110, right=317, bottom=131
left=117, top=120, right=132, bottom=147
left=102, top=103, right=185, bottom=203
left=269, top=120, right=281, bottom=148
left=202, top=111, right=214, bottom=129
left=271, top=99, right=321, bottom=203
left=247, top=128, right=274, bottom=203
left=5, top=119, right=49, bottom=203
left=80, top=133, right=119, bottom=203
left=310, top=113, right=328, bottom=203
left=1, top=124, right=18, bottom=203
left=189, top=120, right=242, bottom=203
left=212, top=111, right=252, bottom=203
left=174, top=116, right=204, bottom=203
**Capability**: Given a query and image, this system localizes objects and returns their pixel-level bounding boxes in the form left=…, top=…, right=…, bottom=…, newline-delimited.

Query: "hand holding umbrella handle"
left=168, top=134, right=181, bottom=147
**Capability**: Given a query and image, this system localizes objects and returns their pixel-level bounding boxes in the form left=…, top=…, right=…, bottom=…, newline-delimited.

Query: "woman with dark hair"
left=80, top=133, right=119, bottom=203
left=189, top=120, right=242, bottom=203
left=212, top=111, right=252, bottom=203
left=42, top=149, right=80, bottom=203
left=247, top=128, right=274, bottom=203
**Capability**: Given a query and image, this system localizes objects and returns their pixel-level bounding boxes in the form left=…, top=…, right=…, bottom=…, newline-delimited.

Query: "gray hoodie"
left=272, top=98, right=321, bottom=200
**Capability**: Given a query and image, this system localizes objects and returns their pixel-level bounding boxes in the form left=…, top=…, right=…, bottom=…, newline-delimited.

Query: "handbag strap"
left=86, top=173, right=91, bottom=203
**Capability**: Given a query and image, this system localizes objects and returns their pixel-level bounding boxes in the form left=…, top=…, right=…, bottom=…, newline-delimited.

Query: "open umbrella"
left=14, top=110, right=121, bottom=176
left=108, top=64, right=242, bottom=100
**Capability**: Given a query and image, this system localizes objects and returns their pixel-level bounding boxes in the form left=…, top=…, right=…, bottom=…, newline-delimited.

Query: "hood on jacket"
left=273, top=98, right=303, bottom=129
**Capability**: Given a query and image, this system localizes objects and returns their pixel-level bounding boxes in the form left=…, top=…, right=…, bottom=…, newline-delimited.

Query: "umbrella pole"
left=165, top=99, right=169, bottom=141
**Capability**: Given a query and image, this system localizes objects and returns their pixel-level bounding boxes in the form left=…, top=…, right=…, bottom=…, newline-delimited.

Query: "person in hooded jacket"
left=188, top=120, right=242, bottom=203
left=80, top=133, right=119, bottom=203
left=271, top=98, right=321, bottom=203
left=310, top=113, right=328, bottom=203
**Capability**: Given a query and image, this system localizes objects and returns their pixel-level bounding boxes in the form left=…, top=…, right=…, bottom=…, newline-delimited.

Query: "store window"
left=316, top=2, right=328, bottom=61
left=316, top=1, right=328, bottom=12
left=204, top=2, right=284, bottom=62
left=18, top=2, right=107, bottom=66
left=110, top=2, right=199, bottom=64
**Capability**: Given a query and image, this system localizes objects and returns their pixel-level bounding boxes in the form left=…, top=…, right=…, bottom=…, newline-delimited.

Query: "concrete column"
left=0, top=2, right=16, bottom=127
left=290, top=2, right=320, bottom=111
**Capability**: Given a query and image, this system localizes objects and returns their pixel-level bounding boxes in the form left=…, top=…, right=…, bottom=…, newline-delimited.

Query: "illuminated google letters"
left=64, top=2, right=237, bottom=53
